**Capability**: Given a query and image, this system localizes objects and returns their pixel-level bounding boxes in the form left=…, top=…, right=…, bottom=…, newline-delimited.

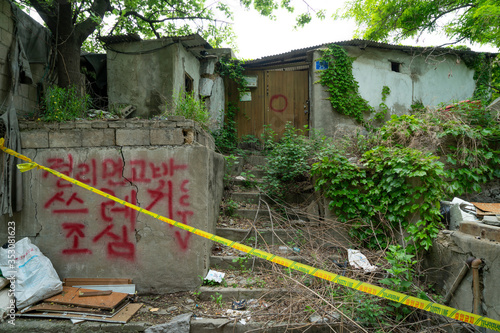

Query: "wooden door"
left=264, top=70, right=309, bottom=138
left=231, top=70, right=309, bottom=140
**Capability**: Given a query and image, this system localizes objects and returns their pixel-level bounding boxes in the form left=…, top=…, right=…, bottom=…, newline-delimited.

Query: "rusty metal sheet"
left=45, top=287, right=128, bottom=310
left=64, top=278, right=132, bottom=286
left=471, top=202, right=500, bottom=214
left=17, top=303, right=143, bottom=323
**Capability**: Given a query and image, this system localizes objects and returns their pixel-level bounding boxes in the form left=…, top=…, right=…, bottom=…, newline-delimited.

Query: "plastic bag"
left=0, top=237, right=63, bottom=309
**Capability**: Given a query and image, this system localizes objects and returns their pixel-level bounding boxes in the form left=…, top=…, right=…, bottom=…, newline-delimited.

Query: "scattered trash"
left=451, top=197, right=477, bottom=221
left=231, top=299, right=246, bottom=310
left=204, top=269, right=225, bottom=283
left=0, top=237, right=63, bottom=309
left=348, top=249, right=377, bottom=272
left=150, top=308, right=160, bottom=312
left=235, top=176, right=246, bottom=181
left=278, top=246, right=291, bottom=254
left=226, top=309, right=251, bottom=324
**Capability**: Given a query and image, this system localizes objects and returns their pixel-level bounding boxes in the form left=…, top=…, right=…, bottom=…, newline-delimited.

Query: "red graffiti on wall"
left=269, top=94, right=288, bottom=112
left=43, top=154, right=193, bottom=259
left=61, top=222, right=92, bottom=254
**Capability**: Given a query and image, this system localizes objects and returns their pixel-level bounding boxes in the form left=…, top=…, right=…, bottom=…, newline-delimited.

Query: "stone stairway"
left=195, top=151, right=352, bottom=332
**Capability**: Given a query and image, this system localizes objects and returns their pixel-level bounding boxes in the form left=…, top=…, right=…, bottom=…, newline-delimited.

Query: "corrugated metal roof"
left=99, top=33, right=212, bottom=50
left=244, top=39, right=497, bottom=68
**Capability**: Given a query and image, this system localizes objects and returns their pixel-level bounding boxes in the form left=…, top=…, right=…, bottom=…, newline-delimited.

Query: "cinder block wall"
left=0, top=0, right=45, bottom=115
left=0, top=0, right=14, bottom=109
left=1, top=118, right=225, bottom=293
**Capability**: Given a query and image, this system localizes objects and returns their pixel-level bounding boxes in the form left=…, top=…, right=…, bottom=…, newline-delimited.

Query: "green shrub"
left=166, top=91, right=210, bottom=129
left=42, top=85, right=91, bottom=122
left=312, top=146, right=446, bottom=252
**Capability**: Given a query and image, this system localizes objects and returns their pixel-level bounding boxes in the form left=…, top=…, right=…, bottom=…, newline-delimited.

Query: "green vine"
left=317, top=44, right=373, bottom=122
left=218, top=57, right=248, bottom=94
left=461, top=53, right=494, bottom=102
left=312, top=146, right=446, bottom=253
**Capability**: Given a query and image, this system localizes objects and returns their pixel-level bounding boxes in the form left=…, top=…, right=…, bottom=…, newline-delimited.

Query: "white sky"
left=225, top=1, right=498, bottom=60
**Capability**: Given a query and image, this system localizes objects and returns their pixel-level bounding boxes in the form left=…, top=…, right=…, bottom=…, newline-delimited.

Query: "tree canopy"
left=337, top=0, right=500, bottom=48
left=16, top=0, right=324, bottom=87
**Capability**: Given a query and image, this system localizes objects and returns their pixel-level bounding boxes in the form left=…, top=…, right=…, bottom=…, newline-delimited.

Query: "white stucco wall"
left=310, top=46, right=477, bottom=136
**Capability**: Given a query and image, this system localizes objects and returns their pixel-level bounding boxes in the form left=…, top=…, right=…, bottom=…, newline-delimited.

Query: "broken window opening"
left=184, top=73, right=193, bottom=93
left=391, top=62, right=401, bottom=73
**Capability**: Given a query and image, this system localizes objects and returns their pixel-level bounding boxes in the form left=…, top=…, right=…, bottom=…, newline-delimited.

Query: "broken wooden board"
left=79, top=290, right=112, bottom=297
left=64, top=278, right=132, bottom=286
left=20, top=301, right=130, bottom=318
left=45, top=286, right=128, bottom=310
left=17, top=303, right=143, bottom=323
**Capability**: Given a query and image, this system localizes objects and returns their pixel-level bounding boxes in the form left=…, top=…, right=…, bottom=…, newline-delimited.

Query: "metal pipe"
left=471, top=258, right=483, bottom=315
left=444, top=257, right=474, bottom=305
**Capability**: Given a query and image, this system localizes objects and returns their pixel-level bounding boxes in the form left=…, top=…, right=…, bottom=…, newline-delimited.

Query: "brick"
left=167, top=116, right=185, bottom=121
left=125, top=121, right=144, bottom=128
left=49, top=130, right=83, bottom=147
left=91, top=121, right=108, bottom=129
left=20, top=130, right=48, bottom=148
left=82, top=129, right=115, bottom=147
left=59, top=122, right=76, bottom=129
left=75, top=120, right=92, bottom=129
left=108, top=120, right=126, bottom=128
left=157, top=122, right=177, bottom=128
left=0, top=28, right=13, bottom=47
left=116, top=128, right=149, bottom=146
left=150, top=128, right=183, bottom=145
left=42, top=123, right=60, bottom=130
left=0, top=13, right=10, bottom=32
left=176, top=120, right=195, bottom=128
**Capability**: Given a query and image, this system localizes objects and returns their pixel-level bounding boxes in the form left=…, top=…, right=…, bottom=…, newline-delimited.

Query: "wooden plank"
left=79, top=290, right=112, bottom=297
left=45, top=286, right=128, bottom=310
left=20, top=302, right=129, bottom=317
left=17, top=303, right=143, bottom=324
left=64, top=278, right=132, bottom=286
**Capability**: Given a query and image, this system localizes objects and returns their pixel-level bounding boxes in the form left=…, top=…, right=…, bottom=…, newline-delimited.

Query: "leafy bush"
left=166, top=91, right=210, bottom=129
left=263, top=123, right=330, bottom=198
left=212, top=102, right=238, bottom=153
left=42, top=85, right=91, bottom=122
left=312, top=146, right=446, bottom=252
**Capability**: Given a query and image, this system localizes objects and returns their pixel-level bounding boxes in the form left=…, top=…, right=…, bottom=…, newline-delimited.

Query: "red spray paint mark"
left=269, top=94, right=288, bottom=112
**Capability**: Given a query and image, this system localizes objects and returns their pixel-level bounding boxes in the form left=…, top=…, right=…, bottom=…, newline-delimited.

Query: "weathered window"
left=391, top=62, right=401, bottom=73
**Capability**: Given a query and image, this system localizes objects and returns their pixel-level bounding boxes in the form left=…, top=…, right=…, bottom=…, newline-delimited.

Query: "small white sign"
left=240, top=92, right=252, bottom=102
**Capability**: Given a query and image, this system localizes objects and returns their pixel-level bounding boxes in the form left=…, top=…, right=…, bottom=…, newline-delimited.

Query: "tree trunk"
left=56, top=1, right=83, bottom=88
left=57, top=36, right=83, bottom=88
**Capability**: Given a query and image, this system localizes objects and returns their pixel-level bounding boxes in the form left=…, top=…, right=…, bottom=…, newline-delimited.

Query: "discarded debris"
left=0, top=237, right=63, bottom=309
left=204, top=269, right=225, bottom=283
left=347, top=249, right=377, bottom=272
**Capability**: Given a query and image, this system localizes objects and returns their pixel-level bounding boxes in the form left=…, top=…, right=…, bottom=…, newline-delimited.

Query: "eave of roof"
left=244, top=39, right=498, bottom=68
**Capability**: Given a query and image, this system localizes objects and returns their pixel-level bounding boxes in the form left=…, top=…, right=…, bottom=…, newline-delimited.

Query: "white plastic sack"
left=0, top=237, right=63, bottom=309
left=348, top=249, right=377, bottom=272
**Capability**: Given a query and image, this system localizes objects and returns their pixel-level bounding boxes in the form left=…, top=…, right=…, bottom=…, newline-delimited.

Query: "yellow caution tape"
left=1, top=139, right=499, bottom=332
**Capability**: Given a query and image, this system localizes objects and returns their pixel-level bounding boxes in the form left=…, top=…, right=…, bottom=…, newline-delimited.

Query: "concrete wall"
left=425, top=231, right=500, bottom=332
left=107, top=39, right=180, bottom=118
left=310, top=46, right=476, bottom=137
left=0, top=118, right=225, bottom=293
left=0, top=0, right=45, bottom=115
